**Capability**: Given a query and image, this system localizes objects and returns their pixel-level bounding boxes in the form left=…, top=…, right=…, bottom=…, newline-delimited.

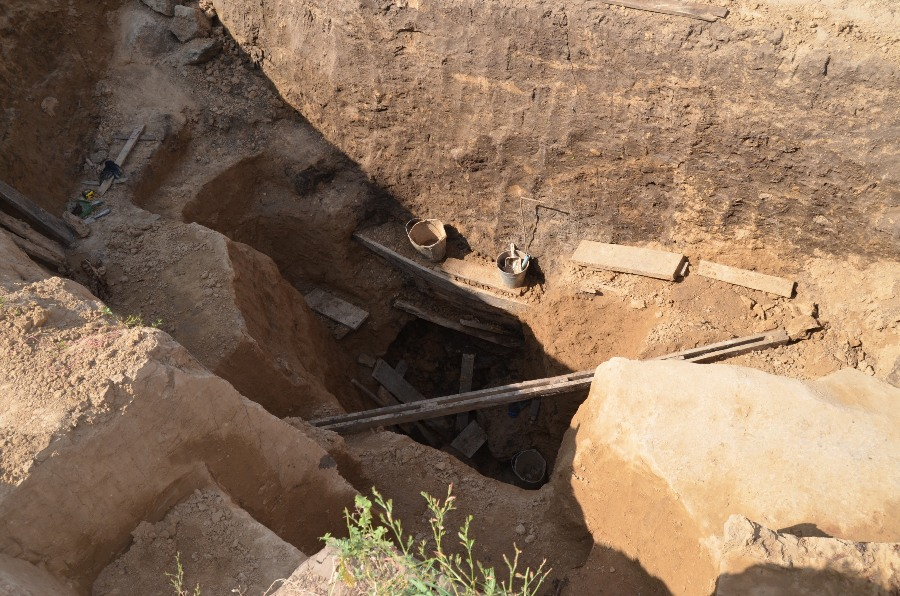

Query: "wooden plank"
left=605, top=0, right=727, bottom=22
left=321, top=378, right=589, bottom=432
left=455, top=353, right=476, bottom=431
left=572, top=240, right=686, bottom=281
left=0, top=211, right=66, bottom=262
left=440, top=257, right=524, bottom=296
left=305, top=289, right=369, bottom=330
left=695, top=260, right=795, bottom=298
left=394, top=300, right=522, bottom=348
left=351, top=379, right=388, bottom=407
left=450, top=420, right=487, bottom=458
left=98, top=124, right=144, bottom=196
left=0, top=178, right=74, bottom=246
left=313, top=330, right=797, bottom=432
left=459, top=316, right=518, bottom=336
left=3, top=231, right=66, bottom=269
left=372, top=359, right=425, bottom=404
left=353, top=232, right=528, bottom=315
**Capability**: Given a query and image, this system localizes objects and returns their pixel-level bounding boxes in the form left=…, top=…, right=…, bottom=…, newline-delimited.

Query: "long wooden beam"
left=605, top=0, right=727, bottom=22
left=0, top=179, right=74, bottom=246
left=394, top=299, right=523, bottom=348
left=313, top=330, right=791, bottom=432
left=353, top=231, right=527, bottom=316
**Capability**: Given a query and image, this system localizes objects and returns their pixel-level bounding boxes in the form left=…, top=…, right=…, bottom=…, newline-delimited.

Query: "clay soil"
left=2, top=0, right=899, bottom=594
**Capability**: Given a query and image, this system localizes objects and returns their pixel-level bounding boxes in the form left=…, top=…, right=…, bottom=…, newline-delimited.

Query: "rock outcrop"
left=0, top=230, right=357, bottom=592
left=553, top=357, right=900, bottom=594
left=716, top=515, right=900, bottom=595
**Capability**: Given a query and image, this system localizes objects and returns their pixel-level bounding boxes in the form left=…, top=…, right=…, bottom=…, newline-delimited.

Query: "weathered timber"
left=351, top=379, right=388, bottom=407
left=305, top=289, right=369, bottom=330
left=394, top=300, right=522, bottom=348
left=440, top=257, right=525, bottom=296
left=353, top=232, right=527, bottom=315
left=0, top=179, right=74, bottom=246
left=4, top=232, right=66, bottom=269
left=459, top=316, right=519, bottom=336
left=695, top=260, right=795, bottom=298
left=605, top=0, right=727, bottom=21
left=314, top=330, right=796, bottom=432
left=98, top=124, right=144, bottom=196
left=450, top=420, right=487, bottom=458
left=0, top=211, right=67, bottom=262
left=571, top=240, right=686, bottom=281
left=455, top=353, right=476, bottom=431
left=372, top=359, right=425, bottom=404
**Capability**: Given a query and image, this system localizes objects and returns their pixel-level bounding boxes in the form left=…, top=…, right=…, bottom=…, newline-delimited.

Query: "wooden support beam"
left=0, top=211, right=66, bottom=262
left=695, top=260, right=795, bottom=298
left=0, top=179, right=74, bottom=246
left=605, top=0, right=727, bottom=22
left=314, top=330, right=795, bottom=432
left=440, top=257, right=525, bottom=296
left=455, top=354, right=475, bottom=431
left=353, top=231, right=528, bottom=316
left=98, top=124, right=144, bottom=196
left=394, top=299, right=523, bottom=348
left=3, top=231, right=66, bottom=269
left=351, top=379, right=388, bottom=407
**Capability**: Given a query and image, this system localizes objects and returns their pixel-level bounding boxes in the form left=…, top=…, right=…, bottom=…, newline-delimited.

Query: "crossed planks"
left=314, top=329, right=790, bottom=433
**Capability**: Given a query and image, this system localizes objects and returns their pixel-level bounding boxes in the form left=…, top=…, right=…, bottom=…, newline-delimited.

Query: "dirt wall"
left=212, top=0, right=900, bottom=266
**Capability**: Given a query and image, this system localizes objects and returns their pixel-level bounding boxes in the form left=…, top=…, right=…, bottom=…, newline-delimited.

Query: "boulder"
left=140, top=0, right=175, bottom=17
left=169, top=5, right=211, bottom=43
left=180, top=37, right=222, bottom=65
left=122, top=4, right=178, bottom=59
left=716, top=515, right=900, bottom=595
left=553, top=358, right=900, bottom=594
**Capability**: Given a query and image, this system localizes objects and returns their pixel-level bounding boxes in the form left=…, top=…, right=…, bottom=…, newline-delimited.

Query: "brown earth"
left=1, top=0, right=899, bottom=594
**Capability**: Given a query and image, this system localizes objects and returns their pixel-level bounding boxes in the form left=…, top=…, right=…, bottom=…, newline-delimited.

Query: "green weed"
left=166, top=552, right=201, bottom=596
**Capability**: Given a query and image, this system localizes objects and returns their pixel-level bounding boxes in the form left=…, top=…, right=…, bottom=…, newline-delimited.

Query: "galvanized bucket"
left=512, top=449, right=546, bottom=487
left=406, top=218, right=447, bottom=262
left=496, top=248, right=530, bottom=288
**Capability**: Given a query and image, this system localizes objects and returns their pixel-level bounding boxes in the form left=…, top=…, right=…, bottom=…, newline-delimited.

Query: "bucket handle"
left=405, top=218, right=424, bottom=235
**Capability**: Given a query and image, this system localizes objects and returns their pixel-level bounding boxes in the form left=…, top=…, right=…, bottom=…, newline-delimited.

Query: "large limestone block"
left=716, top=515, right=900, bottom=595
left=553, top=358, right=900, bottom=594
left=169, top=5, right=211, bottom=43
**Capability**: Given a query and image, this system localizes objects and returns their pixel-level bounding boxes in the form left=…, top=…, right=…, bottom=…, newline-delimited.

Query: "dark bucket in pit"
left=512, top=449, right=546, bottom=487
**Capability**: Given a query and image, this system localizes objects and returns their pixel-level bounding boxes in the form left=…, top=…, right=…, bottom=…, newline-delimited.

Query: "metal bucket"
left=406, top=218, right=447, bottom=262
left=512, top=449, right=546, bottom=487
left=496, top=249, right=530, bottom=288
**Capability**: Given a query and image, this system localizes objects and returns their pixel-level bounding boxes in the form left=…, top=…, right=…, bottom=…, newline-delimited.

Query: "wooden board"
left=353, top=232, right=528, bottom=315
left=314, top=330, right=797, bottom=432
left=605, top=0, right=727, bottom=22
left=305, top=289, right=369, bottom=330
left=440, top=257, right=524, bottom=296
left=455, top=353, right=476, bottom=431
left=394, top=299, right=522, bottom=348
left=372, top=359, right=425, bottom=404
left=0, top=211, right=66, bottom=262
left=695, top=260, right=795, bottom=298
left=3, top=231, right=65, bottom=269
left=0, top=178, right=74, bottom=246
left=99, top=124, right=145, bottom=196
left=450, top=420, right=487, bottom=458
left=572, top=240, right=686, bottom=281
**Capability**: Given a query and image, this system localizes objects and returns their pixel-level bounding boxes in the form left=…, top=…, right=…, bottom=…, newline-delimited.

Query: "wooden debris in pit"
left=605, top=0, right=727, bottom=22
left=440, top=257, right=525, bottom=296
left=695, top=260, right=795, bottom=298
left=372, top=359, right=426, bottom=404
left=98, top=124, right=145, bottom=196
left=459, top=316, right=519, bottom=336
left=0, top=178, right=74, bottom=246
left=353, top=231, right=528, bottom=316
left=351, top=378, right=387, bottom=407
left=304, top=288, right=369, bottom=330
left=357, top=353, right=377, bottom=368
left=0, top=211, right=67, bottom=268
left=393, top=299, right=523, bottom=348
left=572, top=240, right=686, bottom=281
left=314, top=330, right=798, bottom=432
left=450, top=420, right=487, bottom=458
left=455, top=353, right=475, bottom=432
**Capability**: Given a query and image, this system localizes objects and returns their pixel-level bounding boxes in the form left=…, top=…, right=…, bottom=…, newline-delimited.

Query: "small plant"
left=166, top=552, right=201, bottom=596
left=152, top=317, right=164, bottom=329
left=324, top=486, right=549, bottom=595
left=122, top=314, right=143, bottom=328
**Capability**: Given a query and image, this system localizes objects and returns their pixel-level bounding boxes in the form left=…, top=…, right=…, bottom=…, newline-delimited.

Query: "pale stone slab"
left=571, top=240, right=686, bottom=281
left=304, top=289, right=369, bottom=330
left=696, top=260, right=795, bottom=298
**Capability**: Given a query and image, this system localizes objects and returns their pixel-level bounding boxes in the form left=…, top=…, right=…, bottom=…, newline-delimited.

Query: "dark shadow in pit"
left=714, top=563, right=894, bottom=595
